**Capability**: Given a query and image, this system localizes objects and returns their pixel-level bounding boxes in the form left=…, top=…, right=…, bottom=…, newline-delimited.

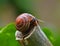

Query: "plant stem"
left=23, top=25, right=53, bottom=46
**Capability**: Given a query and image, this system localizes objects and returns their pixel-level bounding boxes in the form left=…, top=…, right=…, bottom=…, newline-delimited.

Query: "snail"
left=15, top=13, right=53, bottom=46
left=16, top=13, right=38, bottom=37
left=15, top=13, right=41, bottom=46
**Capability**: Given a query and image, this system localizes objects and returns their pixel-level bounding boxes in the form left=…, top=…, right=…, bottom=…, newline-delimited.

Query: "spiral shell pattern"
left=16, top=13, right=35, bottom=33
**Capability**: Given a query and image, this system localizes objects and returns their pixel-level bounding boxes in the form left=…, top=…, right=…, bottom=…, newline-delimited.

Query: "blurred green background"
left=0, top=0, right=60, bottom=46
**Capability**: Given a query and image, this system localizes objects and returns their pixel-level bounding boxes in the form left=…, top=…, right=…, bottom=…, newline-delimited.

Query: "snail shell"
left=16, top=13, right=34, bottom=32
left=16, top=13, right=37, bottom=35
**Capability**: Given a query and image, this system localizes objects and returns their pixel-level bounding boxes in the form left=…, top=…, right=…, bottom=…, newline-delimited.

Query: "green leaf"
left=0, top=27, right=2, bottom=30
left=42, top=27, right=55, bottom=43
left=0, top=23, right=20, bottom=46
